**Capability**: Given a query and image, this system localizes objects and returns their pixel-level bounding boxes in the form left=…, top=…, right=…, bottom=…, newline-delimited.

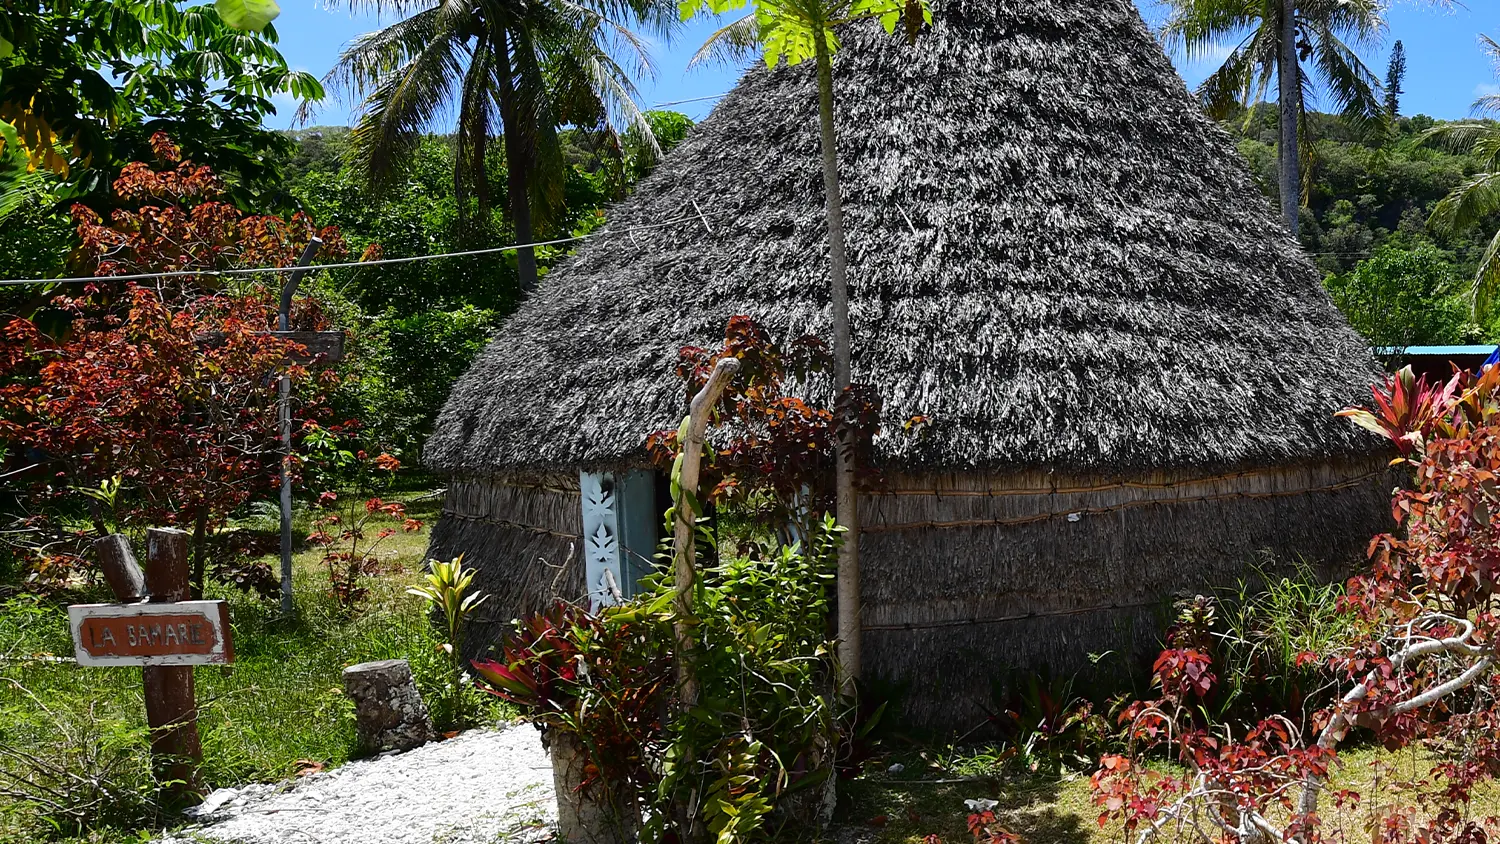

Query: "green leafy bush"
left=474, top=517, right=847, bottom=842
left=1324, top=242, right=1474, bottom=348
left=357, top=306, right=501, bottom=459
left=0, top=680, right=161, bottom=837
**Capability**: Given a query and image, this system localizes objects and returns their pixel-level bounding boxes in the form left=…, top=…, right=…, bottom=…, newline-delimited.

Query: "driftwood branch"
left=1296, top=616, right=1492, bottom=818
left=672, top=357, right=740, bottom=708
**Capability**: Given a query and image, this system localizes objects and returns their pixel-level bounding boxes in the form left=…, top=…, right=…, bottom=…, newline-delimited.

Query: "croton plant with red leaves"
left=1092, top=363, right=1500, bottom=844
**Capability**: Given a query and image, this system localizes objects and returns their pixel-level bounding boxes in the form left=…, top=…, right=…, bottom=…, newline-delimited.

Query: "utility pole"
left=278, top=238, right=322, bottom=617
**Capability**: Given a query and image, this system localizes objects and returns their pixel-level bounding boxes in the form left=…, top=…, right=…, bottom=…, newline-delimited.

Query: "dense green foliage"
left=281, top=118, right=689, bottom=459
left=1324, top=242, right=1473, bottom=347
left=1228, top=109, right=1500, bottom=273
left=1220, top=107, right=1500, bottom=343
left=474, top=518, right=848, bottom=841
left=0, top=0, right=320, bottom=208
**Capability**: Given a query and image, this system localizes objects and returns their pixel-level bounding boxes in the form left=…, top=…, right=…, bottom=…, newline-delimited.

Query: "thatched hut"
left=425, top=0, right=1390, bottom=728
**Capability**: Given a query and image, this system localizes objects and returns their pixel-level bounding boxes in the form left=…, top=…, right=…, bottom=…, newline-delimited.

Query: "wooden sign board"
left=68, top=601, right=234, bottom=667
left=270, top=330, right=345, bottom=365
left=194, top=331, right=345, bottom=365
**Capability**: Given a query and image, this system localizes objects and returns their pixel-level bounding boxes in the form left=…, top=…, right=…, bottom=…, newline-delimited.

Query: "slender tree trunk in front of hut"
left=813, top=31, right=861, bottom=693
left=671, top=358, right=741, bottom=700
left=497, top=28, right=538, bottom=295
left=1277, top=0, right=1301, bottom=236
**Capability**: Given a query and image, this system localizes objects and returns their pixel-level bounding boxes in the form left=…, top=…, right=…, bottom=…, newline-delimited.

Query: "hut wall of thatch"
left=859, top=457, right=1393, bottom=728
left=429, top=456, right=1393, bottom=729
left=428, top=473, right=583, bottom=657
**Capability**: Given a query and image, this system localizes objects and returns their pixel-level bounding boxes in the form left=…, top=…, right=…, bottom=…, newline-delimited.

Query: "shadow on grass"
left=838, top=772, right=1094, bottom=844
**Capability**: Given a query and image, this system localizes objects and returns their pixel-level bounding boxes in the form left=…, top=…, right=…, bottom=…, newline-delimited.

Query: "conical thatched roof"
left=426, top=0, right=1379, bottom=477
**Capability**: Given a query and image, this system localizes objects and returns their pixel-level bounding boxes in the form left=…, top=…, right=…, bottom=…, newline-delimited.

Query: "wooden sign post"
left=78, top=529, right=235, bottom=801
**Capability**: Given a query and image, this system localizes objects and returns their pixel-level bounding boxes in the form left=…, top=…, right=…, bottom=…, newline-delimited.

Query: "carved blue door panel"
left=580, top=470, right=659, bottom=610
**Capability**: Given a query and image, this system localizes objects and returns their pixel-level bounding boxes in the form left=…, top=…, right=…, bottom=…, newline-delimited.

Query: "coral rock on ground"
left=160, top=725, right=554, bottom=844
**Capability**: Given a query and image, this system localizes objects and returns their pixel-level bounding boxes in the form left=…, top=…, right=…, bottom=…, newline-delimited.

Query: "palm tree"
left=1158, top=0, right=1386, bottom=235
left=1425, top=35, right=1500, bottom=320
left=315, top=0, right=675, bottom=293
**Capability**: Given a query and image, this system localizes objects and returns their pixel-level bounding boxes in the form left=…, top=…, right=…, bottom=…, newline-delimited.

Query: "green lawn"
left=0, top=490, right=511, bottom=843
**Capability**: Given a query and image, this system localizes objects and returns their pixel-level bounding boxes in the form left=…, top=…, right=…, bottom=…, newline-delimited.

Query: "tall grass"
left=1207, top=561, right=1355, bottom=732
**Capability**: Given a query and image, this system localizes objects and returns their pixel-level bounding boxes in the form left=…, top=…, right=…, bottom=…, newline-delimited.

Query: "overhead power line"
left=0, top=212, right=719, bottom=287
left=650, top=93, right=729, bottom=109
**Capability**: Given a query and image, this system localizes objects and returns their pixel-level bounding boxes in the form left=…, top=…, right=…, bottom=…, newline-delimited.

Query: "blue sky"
left=267, top=1, right=1498, bottom=130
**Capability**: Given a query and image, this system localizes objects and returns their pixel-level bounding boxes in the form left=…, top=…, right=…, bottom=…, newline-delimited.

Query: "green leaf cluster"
left=0, top=0, right=321, bottom=209
left=1324, top=242, right=1475, bottom=348
left=679, top=0, right=929, bottom=69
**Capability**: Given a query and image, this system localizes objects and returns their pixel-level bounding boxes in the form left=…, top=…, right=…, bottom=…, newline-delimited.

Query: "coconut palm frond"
left=508, top=24, right=569, bottom=228
left=1472, top=227, right=1500, bottom=323
left=1308, top=23, right=1384, bottom=137
left=454, top=40, right=498, bottom=217
left=1196, top=38, right=1258, bottom=120
left=689, top=13, right=761, bottom=69
left=1157, top=0, right=1259, bottom=61
left=1431, top=171, right=1500, bottom=234
left=1420, top=121, right=1497, bottom=156
left=342, top=23, right=469, bottom=191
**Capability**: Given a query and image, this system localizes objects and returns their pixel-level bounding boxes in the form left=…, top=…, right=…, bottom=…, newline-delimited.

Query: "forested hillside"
left=1225, top=106, right=1500, bottom=347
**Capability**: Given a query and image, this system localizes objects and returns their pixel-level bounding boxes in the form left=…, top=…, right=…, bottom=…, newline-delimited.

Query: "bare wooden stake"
left=143, top=527, right=202, bottom=801
left=93, top=534, right=146, bottom=602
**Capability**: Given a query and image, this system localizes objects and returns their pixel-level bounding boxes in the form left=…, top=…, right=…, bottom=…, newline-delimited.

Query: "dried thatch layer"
left=860, top=461, right=1391, bottom=727
left=425, top=0, right=1380, bottom=478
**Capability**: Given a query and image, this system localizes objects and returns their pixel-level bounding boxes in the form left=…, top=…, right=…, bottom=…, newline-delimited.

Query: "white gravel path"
left=160, top=726, right=556, bottom=844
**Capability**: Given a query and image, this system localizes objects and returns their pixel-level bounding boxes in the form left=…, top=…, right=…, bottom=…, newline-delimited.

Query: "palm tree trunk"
left=813, top=33, right=861, bottom=694
left=1277, top=0, right=1301, bottom=235
left=496, top=28, right=539, bottom=295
